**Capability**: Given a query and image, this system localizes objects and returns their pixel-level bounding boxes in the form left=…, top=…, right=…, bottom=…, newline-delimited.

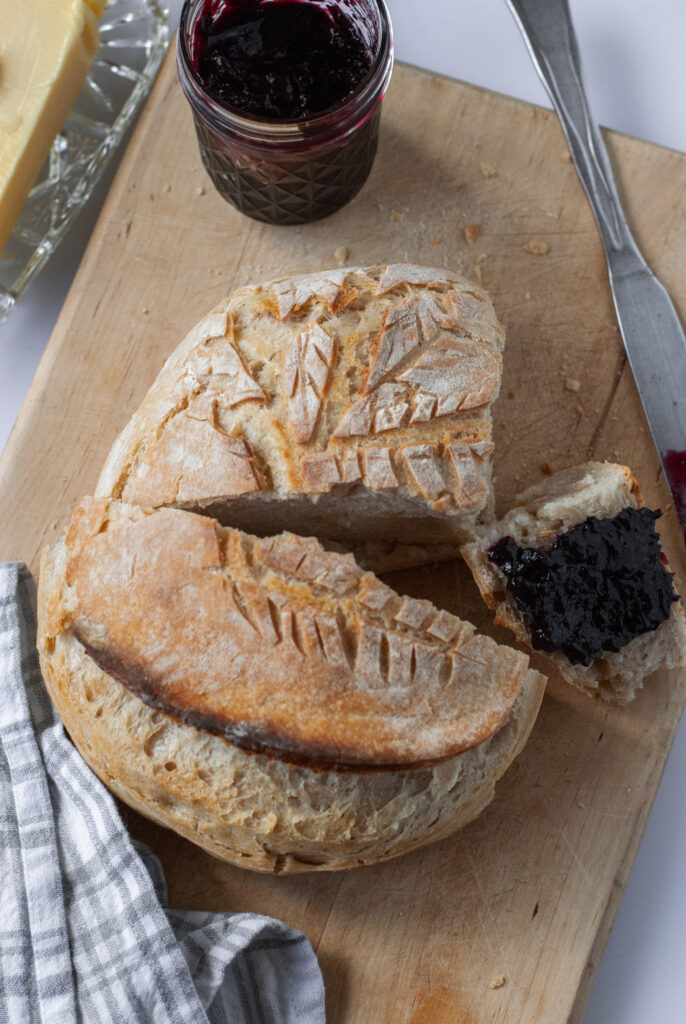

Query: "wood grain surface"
left=2, top=52, right=686, bottom=1024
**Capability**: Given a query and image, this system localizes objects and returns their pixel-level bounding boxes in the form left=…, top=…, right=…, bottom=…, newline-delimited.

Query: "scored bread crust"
left=37, top=502, right=545, bottom=872
left=95, top=265, right=505, bottom=569
left=42, top=497, right=532, bottom=771
left=461, top=462, right=686, bottom=703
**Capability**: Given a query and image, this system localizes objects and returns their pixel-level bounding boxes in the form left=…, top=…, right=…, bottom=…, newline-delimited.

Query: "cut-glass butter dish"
left=0, top=0, right=169, bottom=323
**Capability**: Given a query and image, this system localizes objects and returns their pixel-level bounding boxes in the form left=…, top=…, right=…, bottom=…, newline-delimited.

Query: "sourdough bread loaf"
left=95, top=265, right=505, bottom=569
left=461, top=462, right=686, bottom=703
left=37, top=497, right=545, bottom=872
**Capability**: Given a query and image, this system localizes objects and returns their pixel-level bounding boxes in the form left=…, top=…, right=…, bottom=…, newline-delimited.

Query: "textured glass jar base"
left=194, top=110, right=381, bottom=225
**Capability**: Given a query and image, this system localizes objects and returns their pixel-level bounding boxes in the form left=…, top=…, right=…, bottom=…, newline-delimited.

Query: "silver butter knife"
left=507, top=0, right=686, bottom=541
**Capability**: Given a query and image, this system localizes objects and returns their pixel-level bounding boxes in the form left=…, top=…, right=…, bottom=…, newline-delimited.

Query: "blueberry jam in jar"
left=487, top=507, right=678, bottom=665
left=177, top=0, right=393, bottom=224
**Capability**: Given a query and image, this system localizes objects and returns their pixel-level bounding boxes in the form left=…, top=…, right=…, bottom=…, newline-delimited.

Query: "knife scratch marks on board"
left=587, top=351, right=628, bottom=456
left=407, top=986, right=467, bottom=1024
left=312, top=873, right=345, bottom=952
left=583, top=808, right=631, bottom=821
left=462, top=842, right=508, bottom=964
left=555, top=825, right=592, bottom=884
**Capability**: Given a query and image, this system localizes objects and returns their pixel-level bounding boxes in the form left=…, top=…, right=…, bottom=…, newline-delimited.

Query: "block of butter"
left=0, top=0, right=105, bottom=253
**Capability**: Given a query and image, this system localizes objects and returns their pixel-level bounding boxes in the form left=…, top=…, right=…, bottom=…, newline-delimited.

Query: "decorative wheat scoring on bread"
left=36, top=266, right=555, bottom=872
left=49, top=498, right=532, bottom=772
left=282, top=323, right=336, bottom=443
left=95, top=265, right=504, bottom=552
left=38, top=497, right=547, bottom=872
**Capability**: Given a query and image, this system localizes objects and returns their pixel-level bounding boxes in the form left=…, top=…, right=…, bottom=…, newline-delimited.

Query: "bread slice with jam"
left=461, top=462, right=686, bottom=703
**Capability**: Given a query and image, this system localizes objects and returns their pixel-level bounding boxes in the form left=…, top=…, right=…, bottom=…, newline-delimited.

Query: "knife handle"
left=506, top=0, right=643, bottom=260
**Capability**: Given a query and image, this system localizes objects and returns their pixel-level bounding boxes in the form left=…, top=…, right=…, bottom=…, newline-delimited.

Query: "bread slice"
left=37, top=497, right=545, bottom=873
left=95, top=264, right=505, bottom=570
left=461, top=462, right=686, bottom=704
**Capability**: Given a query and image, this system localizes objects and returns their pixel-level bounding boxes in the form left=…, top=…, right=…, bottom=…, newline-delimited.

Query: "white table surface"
left=2, top=2, right=685, bottom=1021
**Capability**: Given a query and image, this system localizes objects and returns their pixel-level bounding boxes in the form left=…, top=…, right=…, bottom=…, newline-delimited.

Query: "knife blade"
left=507, top=0, right=686, bottom=541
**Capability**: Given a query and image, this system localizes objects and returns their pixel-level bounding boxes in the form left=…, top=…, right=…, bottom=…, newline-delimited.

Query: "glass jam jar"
left=177, top=0, right=393, bottom=225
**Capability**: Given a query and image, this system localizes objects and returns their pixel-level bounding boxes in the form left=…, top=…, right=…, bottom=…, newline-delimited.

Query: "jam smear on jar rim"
left=191, top=0, right=374, bottom=121
left=487, top=507, right=678, bottom=666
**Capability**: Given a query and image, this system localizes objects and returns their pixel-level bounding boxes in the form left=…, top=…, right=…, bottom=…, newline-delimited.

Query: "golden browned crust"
left=38, top=519, right=546, bottom=873
left=55, top=498, right=530, bottom=772
left=94, top=265, right=504, bottom=559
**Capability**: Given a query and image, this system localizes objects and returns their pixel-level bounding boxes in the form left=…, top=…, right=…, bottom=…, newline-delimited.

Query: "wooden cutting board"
left=2, top=50, right=686, bottom=1024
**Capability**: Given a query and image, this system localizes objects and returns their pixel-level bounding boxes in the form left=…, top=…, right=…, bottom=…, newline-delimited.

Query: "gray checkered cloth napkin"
left=0, top=563, right=326, bottom=1024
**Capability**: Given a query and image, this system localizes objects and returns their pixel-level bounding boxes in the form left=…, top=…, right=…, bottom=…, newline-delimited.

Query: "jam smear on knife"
left=663, top=449, right=686, bottom=542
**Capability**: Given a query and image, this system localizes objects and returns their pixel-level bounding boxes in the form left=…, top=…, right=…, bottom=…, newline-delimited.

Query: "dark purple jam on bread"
left=192, top=0, right=373, bottom=120
left=487, top=507, right=678, bottom=665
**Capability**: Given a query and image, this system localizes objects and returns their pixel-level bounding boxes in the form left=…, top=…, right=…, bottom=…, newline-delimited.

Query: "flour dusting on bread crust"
left=38, top=497, right=546, bottom=873
left=54, top=497, right=535, bottom=771
left=95, top=265, right=504, bottom=566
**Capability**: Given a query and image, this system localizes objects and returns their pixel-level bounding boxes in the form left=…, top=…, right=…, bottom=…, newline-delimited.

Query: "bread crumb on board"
left=489, top=976, right=507, bottom=990
left=196, top=185, right=206, bottom=196
left=542, top=461, right=555, bottom=475
left=464, top=224, right=480, bottom=244
left=565, top=377, right=581, bottom=392
left=524, top=239, right=549, bottom=255
left=481, top=163, right=497, bottom=178
left=334, top=246, right=349, bottom=265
